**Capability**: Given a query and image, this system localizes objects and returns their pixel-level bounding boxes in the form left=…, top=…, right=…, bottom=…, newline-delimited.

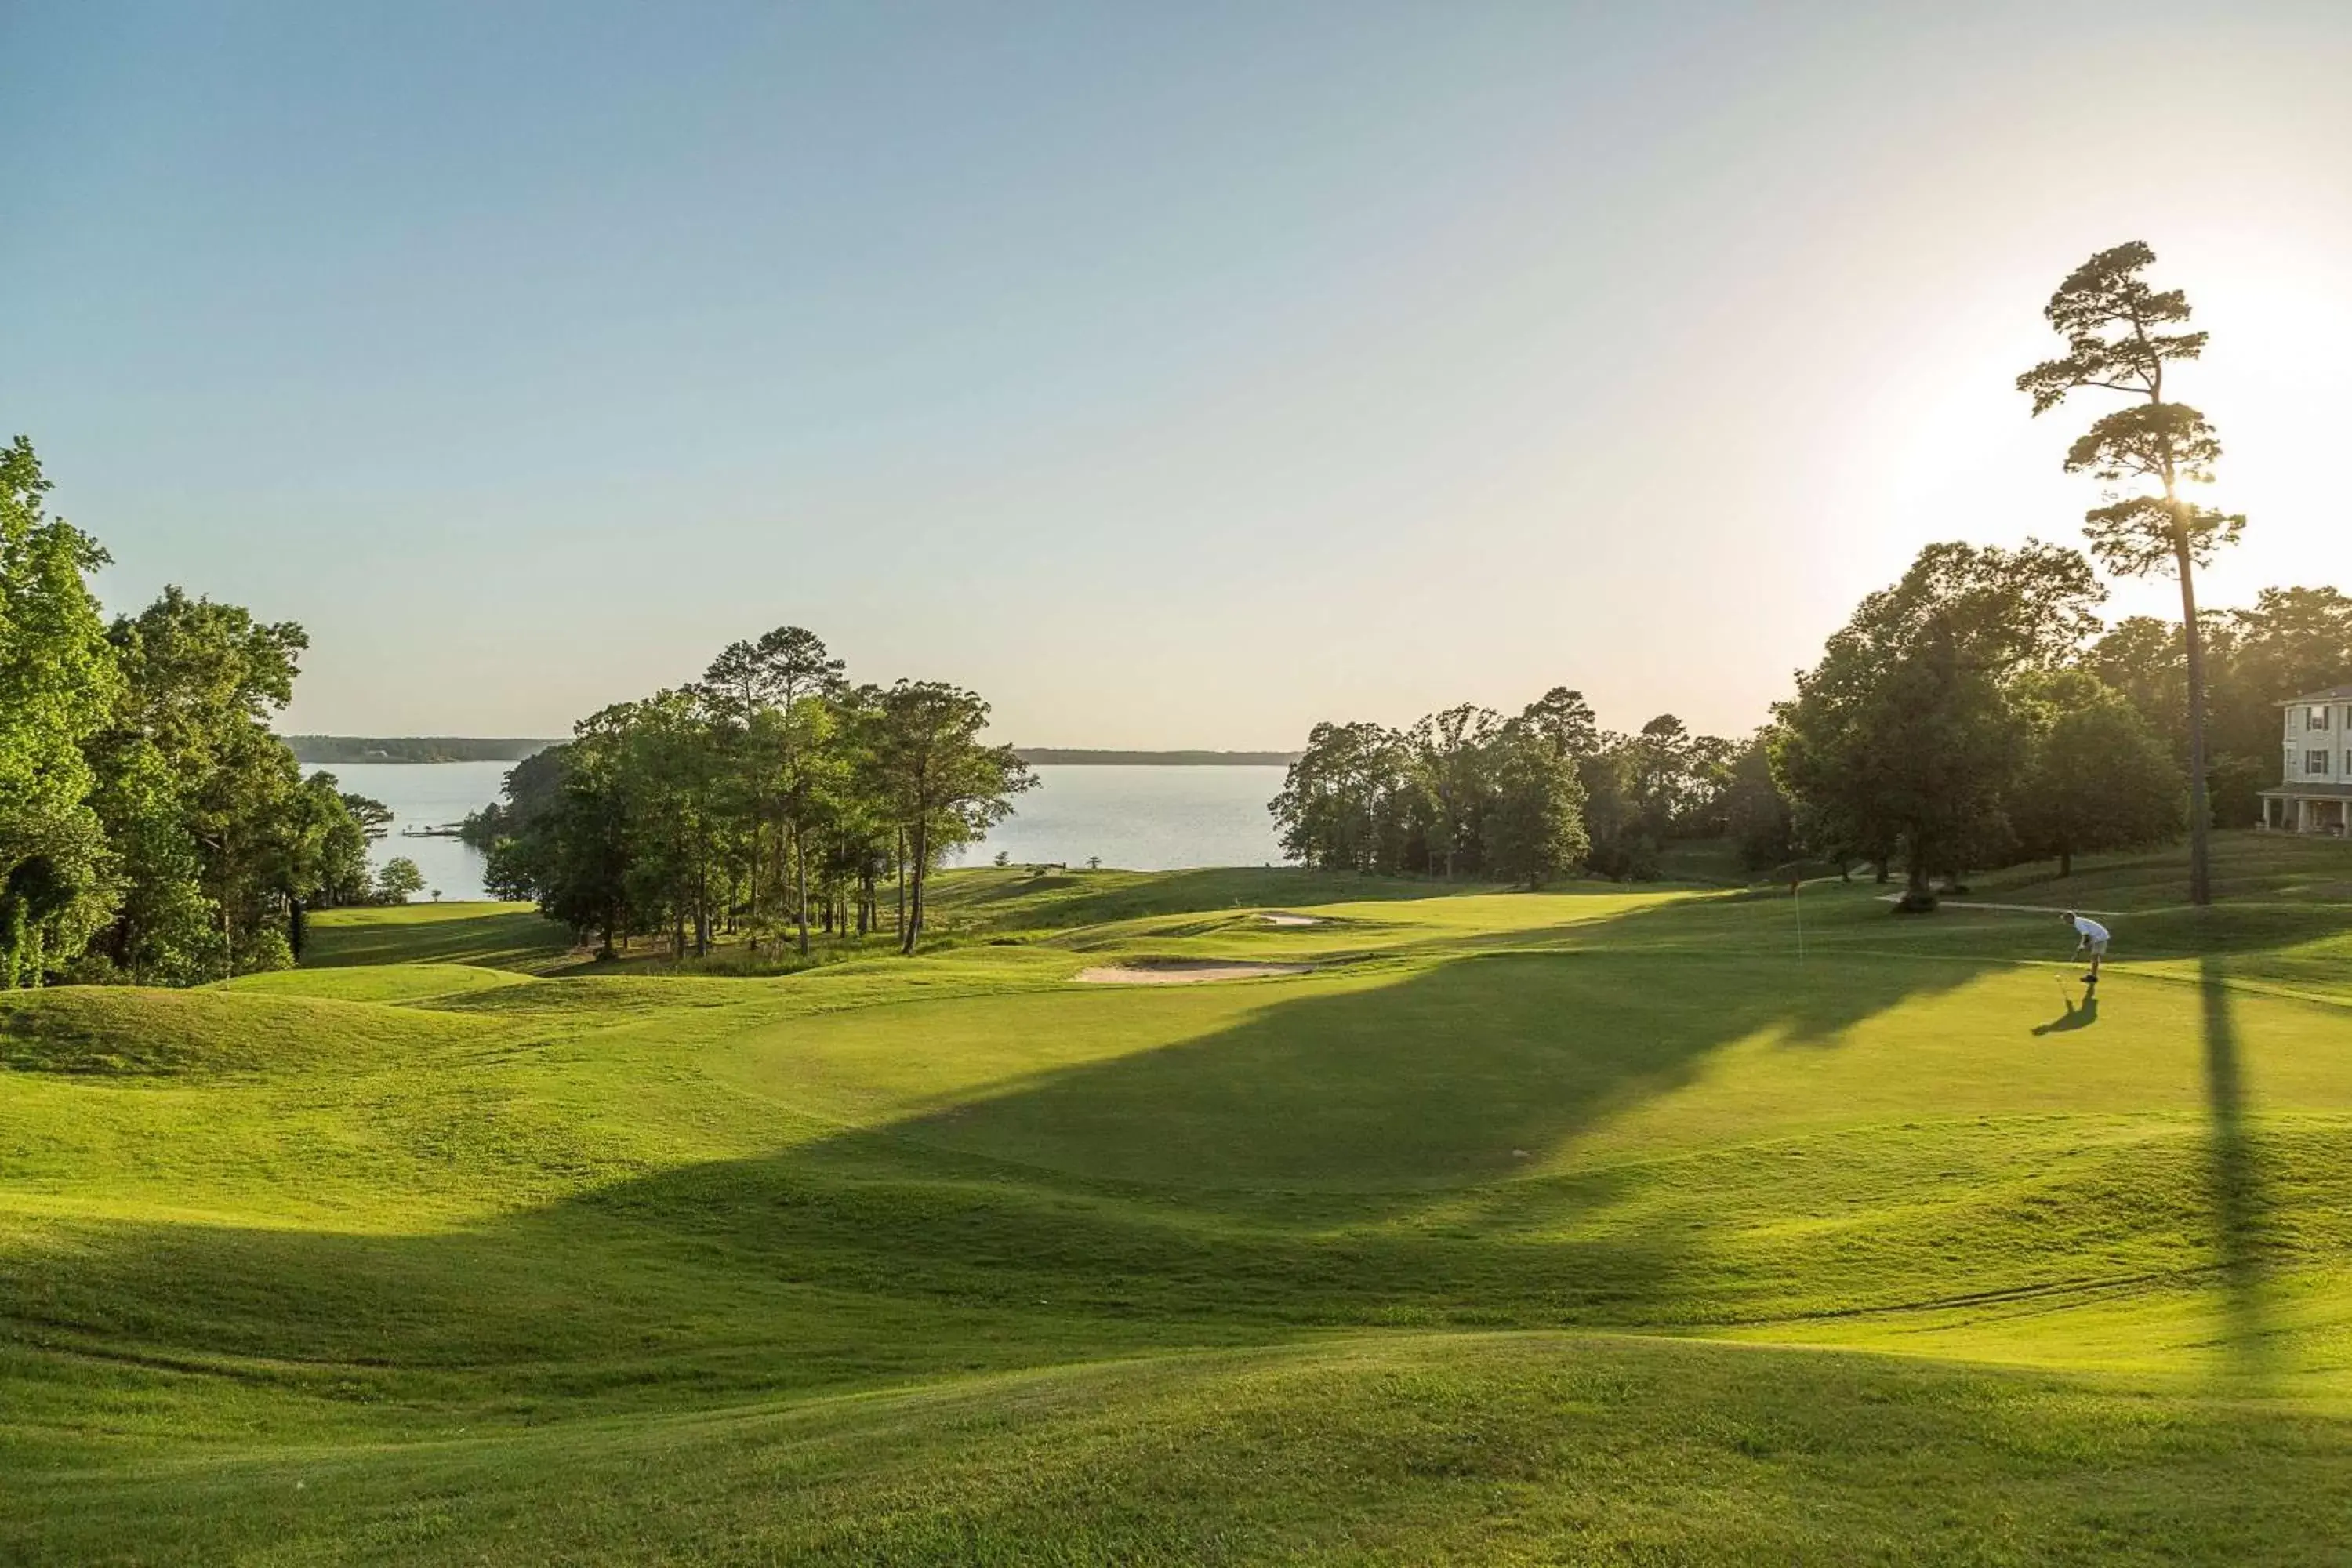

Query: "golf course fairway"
left=6, top=832, right=2352, bottom=1563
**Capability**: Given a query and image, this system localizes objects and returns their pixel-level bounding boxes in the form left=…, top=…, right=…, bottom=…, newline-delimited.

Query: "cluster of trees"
left=1769, top=541, right=2182, bottom=900
left=2087, top=587, right=2352, bottom=826
left=1767, top=562, right=2352, bottom=902
left=1769, top=241, right=2320, bottom=905
left=1276, top=244, right=2300, bottom=906
left=466, top=627, right=1033, bottom=958
left=1270, top=691, right=1752, bottom=884
left=2, top=438, right=391, bottom=988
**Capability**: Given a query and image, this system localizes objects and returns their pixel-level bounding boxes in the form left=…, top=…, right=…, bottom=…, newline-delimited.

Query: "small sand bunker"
left=1259, top=912, right=1322, bottom=927
left=1075, top=960, right=1316, bottom=985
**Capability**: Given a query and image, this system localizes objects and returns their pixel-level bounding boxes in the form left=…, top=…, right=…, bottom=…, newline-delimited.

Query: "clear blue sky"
left=8, top=2, right=2349, bottom=744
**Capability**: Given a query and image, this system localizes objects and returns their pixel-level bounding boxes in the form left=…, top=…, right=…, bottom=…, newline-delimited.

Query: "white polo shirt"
left=2071, top=915, right=2110, bottom=946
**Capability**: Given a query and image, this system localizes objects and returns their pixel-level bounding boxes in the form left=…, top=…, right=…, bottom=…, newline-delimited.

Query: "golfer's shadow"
left=2031, top=989, right=2100, bottom=1036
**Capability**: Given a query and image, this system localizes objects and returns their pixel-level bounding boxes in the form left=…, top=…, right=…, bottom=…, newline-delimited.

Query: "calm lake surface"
left=310, top=761, right=1291, bottom=902
left=308, top=760, right=511, bottom=903
left=948, top=765, right=1289, bottom=871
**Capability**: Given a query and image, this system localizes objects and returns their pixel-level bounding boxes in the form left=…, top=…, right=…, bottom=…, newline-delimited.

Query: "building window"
left=2307, top=750, right=2332, bottom=775
left=2309, top=706, right=2332, bottom=730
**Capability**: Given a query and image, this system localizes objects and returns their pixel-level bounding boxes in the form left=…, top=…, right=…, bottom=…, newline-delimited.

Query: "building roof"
left=2261, top=782, right=2352, bottom=799
left=2277, top=684, right=2352, bottom=706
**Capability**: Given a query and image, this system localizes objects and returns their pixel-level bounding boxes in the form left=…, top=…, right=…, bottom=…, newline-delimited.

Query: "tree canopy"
left=474, top=634, right=1033, bottom=960
left=1270, top=690, right=1735, bottom=886
left=0, top=437, right=385, bottom=987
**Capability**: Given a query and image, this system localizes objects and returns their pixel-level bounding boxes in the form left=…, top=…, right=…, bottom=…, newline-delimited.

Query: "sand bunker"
left=1258, top=912, right=1322, bottom=927
left=1075, top=960, right=1315, bottom=985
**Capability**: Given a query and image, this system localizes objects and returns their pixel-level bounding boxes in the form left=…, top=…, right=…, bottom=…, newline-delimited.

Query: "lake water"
left=307, top=760, right=512, bottom=902
left=308, top=761, right=1292, bottom=900
left=949, top=765, right=1290, bottom=870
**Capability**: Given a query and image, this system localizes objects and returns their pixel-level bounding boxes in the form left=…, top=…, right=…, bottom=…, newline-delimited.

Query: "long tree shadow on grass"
left=2, top=939, right=1991, bottom=1433
left=858, top=948, right=1968, bottom=1196
left=2198, top=955, right=2277, bottom=1386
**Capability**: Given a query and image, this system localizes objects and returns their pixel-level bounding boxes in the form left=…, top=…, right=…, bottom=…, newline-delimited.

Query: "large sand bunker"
left=1075, top=960, right=1315, bottom=985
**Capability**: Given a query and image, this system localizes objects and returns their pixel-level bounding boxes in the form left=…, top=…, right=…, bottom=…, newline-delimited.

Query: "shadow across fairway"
left=926, top=866, right=1508, bottom=935
left=2199, top=956, right=2276, bottom=1384
left=0, top=934, right=1998, bottom=1435
left=303, top=905, right=576, bottom=971
left=865, top=948, right=1984, bottom=1197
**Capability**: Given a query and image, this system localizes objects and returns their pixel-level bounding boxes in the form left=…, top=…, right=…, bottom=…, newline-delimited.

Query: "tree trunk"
left=896, top=829, right=906, bottom=940
left=902, top=822, right=926, bottom=956
left=2174, top=529, right=2212, bottom=906
left=1904, top=837, right=1931, bottom=898
left=2059, top=846, right=2073, bottom=878
left=796, top=830, right=811, bottom=956
left=694, top=863, right=710, bottom=956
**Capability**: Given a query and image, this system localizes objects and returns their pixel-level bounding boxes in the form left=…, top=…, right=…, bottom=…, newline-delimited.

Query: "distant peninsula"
left=283, top=737, right=1297, bottom=767
left=1011, top=749, right=1300, bottom=766
left=281, top=736, right=563, bottom=765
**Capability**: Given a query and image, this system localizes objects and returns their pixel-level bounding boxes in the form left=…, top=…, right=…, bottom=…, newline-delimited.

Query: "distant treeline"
left=281, top=736, right=562, bottom=765
left=1272, top=695, right=1753, bottom=887
left=1014, top=749, right=1298, bottom=767
left=282, top=740, right=1286, bottom=767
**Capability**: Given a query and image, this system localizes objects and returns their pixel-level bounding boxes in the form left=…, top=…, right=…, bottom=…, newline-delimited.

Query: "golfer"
left=2063, top=910, right=2110, bottom=983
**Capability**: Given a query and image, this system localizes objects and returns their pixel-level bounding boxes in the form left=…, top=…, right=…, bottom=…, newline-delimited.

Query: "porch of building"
left=2259, top=786, right=2352, bottom=834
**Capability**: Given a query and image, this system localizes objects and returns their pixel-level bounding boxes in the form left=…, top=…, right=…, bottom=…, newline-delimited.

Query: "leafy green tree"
left=1408, top=705, right=1499, bottom=880
left=1573, top=745, right=1657, bottom=881
left=1774, top=542, right=2103, bottom=906
left=83, top=740, right=217, bottom=982
left=1517, top=688, right=1599, bottom=760
left=858, top=681, right=1034, bottom=953
left=2020, top=241, right=2245, bottom=905
left=376, top=856, right=426, bottom=904
left=2013, top=672, right=2183, bottom=877
left=2085, top=615, right=2194, bottom=757
left=94, top=588, right=325, bottom=975
left=0, top=437, right=119, bottom=986
left=1479, top=728, right=1588, bottom=887
left=528, top=712, right=636, bottom=955
left=1721, top=729, right=1797, bottom=872
left=757, top=628, right=845, bottom=955
left=1270, top=721, right=1412, bottom=873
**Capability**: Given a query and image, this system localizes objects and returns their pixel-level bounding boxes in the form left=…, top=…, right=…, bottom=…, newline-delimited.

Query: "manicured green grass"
left=5, top=831, right=2351, bottom=1562
left=299, top=900, right=580, bottom=971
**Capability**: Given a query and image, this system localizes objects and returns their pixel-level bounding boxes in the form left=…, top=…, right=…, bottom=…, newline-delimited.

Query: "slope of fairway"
left=5, top=832, right=2351, bottom=1563
left=13, top=1334, right=2352, bottom=1566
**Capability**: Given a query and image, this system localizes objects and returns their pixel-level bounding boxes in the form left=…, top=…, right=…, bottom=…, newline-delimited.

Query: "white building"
left=2259, top=684, right=2352, bottom=834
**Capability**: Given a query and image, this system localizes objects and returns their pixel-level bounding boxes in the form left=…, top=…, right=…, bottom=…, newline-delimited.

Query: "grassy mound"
left=4, top=829, right=2350, bottom=1563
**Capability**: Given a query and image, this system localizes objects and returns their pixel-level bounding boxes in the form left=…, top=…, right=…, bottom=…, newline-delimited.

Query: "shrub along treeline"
left=1270, top=692, right=1758, bottom=884
left=1, top=437, right=390, bottom=988
left=467, top=627, right=1033, bottom=959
